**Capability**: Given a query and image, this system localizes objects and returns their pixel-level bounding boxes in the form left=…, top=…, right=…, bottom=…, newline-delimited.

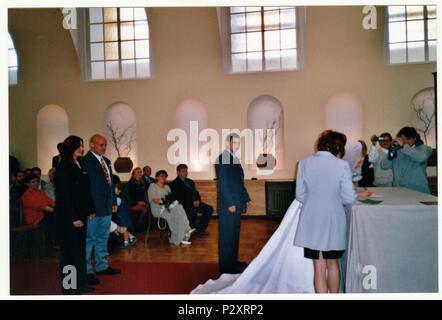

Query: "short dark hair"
left=14, top=170, right=24, bottom=177
left=176, top=164, right=188, bottom=172
left=379, top=132, right=392, bottom=140
left=31, top=167, right=41, bottom=173
left=25, top=174, right=39, bottom=184
left=397, top=126, right=423, bottom=146
left=315, top=130, right=347, bottom=158
left=226, top=133, right=240, bottom=142
left=155, top=170, right=168, bottom=178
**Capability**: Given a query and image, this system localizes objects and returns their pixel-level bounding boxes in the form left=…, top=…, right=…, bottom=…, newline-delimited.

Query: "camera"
left=388, top=142, right=402, bottom=160
left=371, top=134, right=386, bottom=143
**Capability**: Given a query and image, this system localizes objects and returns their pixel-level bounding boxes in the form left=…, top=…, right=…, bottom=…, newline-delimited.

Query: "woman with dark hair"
left=55, top=136, right=95, bottom=294
left=381, top=126, right=433, bottom=194
left=126, top=167, right=148, bottom=232
left=147, top=170, right=195, bottom=246
left=294, top=130, right=371, bottom=293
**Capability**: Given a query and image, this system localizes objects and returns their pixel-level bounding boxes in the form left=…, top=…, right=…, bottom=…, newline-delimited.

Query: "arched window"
left=247, top=95, right=285, bottom=174
left=87, top=7, right=151, bottom=80
left=8, top=32, right=18, bottom=85
left=36, top=105, right=69, bottom=173
left=325, top=93, right=363, bottom=141
left=173, top=99, right=209, bottom=172
left=104, top=102, right=138, bottom=169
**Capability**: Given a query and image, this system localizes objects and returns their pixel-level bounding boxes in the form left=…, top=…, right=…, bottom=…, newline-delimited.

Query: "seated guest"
left=142, top=165, right=155, bottom=192
left=114, top=182, right=137, bottom=248
left=127, top=167, right=149, bottom=232
left=43, top=168, right=56, bottom=201
left=10, top=170, right=27, bottom=227
left=170, top=164, right=213, bottom=237
left=10, top=169, right=27, bottom=201
left=23, top=168, right=32, bottom=178
left=381, top=126, right=433, bottom=194
left=148, top=170, right=195, bottom=246
left=22, top=174, right=55, bottom=226
left=31, top=167, right=46, bottom=190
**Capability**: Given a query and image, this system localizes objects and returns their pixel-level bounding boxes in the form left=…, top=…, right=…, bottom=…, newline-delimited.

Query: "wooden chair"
left=10, top=200, right=48, bottom=259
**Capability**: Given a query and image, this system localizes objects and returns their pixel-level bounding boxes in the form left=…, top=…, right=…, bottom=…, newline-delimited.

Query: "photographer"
left=368, top=132, right=394, bottom=187
left=381, top=127, right=432, bottom=194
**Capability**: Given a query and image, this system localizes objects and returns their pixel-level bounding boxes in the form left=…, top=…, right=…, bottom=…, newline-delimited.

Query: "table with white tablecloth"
left=344, top=187, right=438, bottom=293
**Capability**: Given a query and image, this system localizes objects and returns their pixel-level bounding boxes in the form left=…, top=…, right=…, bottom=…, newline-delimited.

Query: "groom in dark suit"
left=215, top=133, right=251, bottom=274
left=170, top=164, right=213, bottom=237
left=81, top=134, right=120, bottom=286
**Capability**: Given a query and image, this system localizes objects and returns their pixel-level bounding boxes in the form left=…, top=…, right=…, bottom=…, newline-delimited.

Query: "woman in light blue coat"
left=381, top=126, right=432, bottom=194
left=294, top=130, right=371, bottom=293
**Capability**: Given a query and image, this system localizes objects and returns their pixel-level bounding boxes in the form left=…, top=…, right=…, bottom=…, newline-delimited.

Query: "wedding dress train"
left=191, top=199, right=314, bottom=294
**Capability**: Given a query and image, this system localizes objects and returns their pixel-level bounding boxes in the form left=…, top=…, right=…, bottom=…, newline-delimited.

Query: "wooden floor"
left=108, top=218, right=280, bottom=264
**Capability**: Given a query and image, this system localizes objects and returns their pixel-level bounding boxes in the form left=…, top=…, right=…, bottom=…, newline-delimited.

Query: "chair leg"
left=144, top=212, right=152, bottom=245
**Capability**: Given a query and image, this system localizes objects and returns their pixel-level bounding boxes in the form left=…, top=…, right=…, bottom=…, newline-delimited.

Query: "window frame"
left=384, top=5, right=436, bottom=65
left=79, top=7, right=154, bottom=82
left=219, top=6, right=305, bottom=75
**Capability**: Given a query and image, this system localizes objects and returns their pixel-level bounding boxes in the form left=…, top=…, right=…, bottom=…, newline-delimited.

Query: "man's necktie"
left=100, top=158, right=111, bottom=184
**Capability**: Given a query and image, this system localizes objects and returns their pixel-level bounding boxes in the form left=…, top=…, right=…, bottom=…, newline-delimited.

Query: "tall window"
left=8, top=32, right=18, bottom=85
left=88, top=7, right=151, bottom=80
left=386, top=5, right=437, bottom=64
left=221, top=7, right=303, bottom=73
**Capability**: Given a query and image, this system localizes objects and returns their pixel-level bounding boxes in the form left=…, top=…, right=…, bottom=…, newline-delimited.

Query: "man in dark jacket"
left=170, top=164, right=213, bottom=237
left=81, top=134, right=120, bottom=286
left=215, top=133, right=251, bottom=274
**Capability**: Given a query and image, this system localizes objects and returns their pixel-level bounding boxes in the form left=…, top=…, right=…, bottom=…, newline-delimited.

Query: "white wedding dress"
left=191, top=199, right=315, bottom=294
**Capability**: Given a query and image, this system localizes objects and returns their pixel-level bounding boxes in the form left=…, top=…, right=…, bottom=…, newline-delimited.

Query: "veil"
left=343, top=140, right=363, bottom=182
left=190, top=199, right=314, bottom=294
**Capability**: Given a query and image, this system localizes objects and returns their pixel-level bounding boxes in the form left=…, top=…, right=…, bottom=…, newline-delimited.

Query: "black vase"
left=114, top=157, right=133, bottom=173
left=256, top=153, right=277, bottom=170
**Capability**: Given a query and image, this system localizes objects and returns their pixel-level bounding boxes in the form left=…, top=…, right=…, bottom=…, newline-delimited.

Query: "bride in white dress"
left=191, top=199, right=314, bottom=294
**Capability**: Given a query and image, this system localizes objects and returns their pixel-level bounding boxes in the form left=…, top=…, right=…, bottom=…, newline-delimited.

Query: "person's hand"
left=357, top=189, right=372, bottom=197
left=88, top=213, right=95, bottom=220
left=112, top=205, right=118, bottom=213
left=228, top=205, right=236, bottom=213
left=193, top=200, right=200, bottom=207
left=73, top=220, right=84, bottom=228
left=370, top=134, right=378, bottom=146
left=394, top=137, right=405, bottom=147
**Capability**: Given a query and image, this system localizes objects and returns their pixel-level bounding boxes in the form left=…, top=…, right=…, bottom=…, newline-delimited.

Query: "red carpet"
left=10, top=261, right=219, bottom=295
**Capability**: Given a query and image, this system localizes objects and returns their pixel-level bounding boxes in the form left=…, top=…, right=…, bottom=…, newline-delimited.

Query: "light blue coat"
left=380, top=144, right=432, bottom=194
left=294, top=151, right=357, bottom=251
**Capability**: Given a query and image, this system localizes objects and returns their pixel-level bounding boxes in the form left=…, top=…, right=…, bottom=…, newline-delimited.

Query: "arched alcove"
left=247, top=95, right=285, bottom=174
left=37, top=104, right=69, bottom=173
left=174, top=99, right=209, bottom=172
left=325, top=92, right=363, bottom=141
left=104, top=102, right=138, bottom=170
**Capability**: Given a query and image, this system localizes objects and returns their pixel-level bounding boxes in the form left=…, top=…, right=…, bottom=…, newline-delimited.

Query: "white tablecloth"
left=345, top=187, right=438, bottom=293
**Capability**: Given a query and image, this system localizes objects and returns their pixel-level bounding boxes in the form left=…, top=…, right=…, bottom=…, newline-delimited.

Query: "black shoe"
left=87, top=274, right=100, bottom=286
left=79, top=286, right=95, bottom=293
left=96, top=267, right=121, bottom=275
left=236, top=261, right=248, bottom=272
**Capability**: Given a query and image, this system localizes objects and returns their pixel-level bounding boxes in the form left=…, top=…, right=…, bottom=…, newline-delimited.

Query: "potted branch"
left=106, top=121, right=136, bottom=173
left=256, top=120, right=277, bottom=170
